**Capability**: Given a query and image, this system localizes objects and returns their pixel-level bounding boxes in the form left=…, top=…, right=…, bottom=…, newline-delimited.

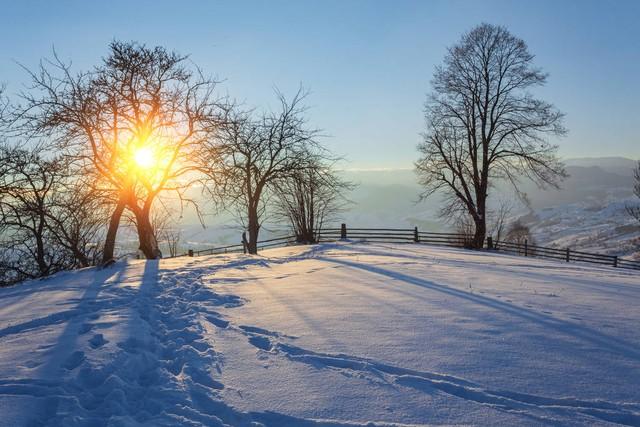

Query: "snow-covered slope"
left=522, top=198, right=640, bottom=259
left=0, top=242, right=639, bottom=426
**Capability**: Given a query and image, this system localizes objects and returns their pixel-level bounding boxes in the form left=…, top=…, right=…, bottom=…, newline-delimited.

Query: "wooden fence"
left=174, top=224, right=640, bottom=272
left=316, top=225, right=471, bottom=248
left=490, top=238, right=640, bottom=271
left=171, top=235, right=297, bottom=258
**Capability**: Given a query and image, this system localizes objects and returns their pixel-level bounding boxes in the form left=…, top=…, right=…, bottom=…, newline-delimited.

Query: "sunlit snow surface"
left=0, top=242, right=639, bottom=426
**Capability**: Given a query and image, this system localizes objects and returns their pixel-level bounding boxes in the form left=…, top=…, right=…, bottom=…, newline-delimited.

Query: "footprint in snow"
left=185, top=366, right=224, bottom=389
left=63, top=351, right=85, bottom=370
left=239, top=325, right=297, bottom=339
left=248, top=335, right=272, bottom=351
left=89, top=334, right=108, bottom=349
left=204, top=315, right=229, bottom=329
left=78, top=323, right=94, bottom=334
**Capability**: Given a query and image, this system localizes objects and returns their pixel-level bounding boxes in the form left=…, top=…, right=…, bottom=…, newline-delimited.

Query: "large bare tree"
left=203, top=90, right=320, bottom=254
left=14, top=41, right=222, bottom=261
left=416, top=23, right=567, bottom=248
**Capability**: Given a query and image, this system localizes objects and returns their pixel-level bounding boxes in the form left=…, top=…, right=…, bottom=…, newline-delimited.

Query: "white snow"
left=0, top=242, right=639, bottom=426
left=524, top=198, right=640, bottom=259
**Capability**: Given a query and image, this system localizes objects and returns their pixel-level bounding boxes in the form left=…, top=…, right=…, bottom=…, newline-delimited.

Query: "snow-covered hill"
left=520, top=198, right=640, bottom=259
left=1, top=242, right=639, bottom=426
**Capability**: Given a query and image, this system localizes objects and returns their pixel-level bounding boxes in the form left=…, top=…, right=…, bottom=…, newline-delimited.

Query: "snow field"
left=0, top=242, right=639, bottom=426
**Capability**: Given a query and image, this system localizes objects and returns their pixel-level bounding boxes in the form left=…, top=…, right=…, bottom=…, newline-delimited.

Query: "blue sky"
left=1, top=0, right=638, bottom=168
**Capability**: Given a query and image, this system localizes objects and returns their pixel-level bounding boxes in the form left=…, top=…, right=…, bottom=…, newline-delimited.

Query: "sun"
left=133, top=146, right=156, bottom=170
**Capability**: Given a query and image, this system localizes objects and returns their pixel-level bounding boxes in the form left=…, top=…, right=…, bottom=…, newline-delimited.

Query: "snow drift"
left=0, top=242, right=639, bottom=426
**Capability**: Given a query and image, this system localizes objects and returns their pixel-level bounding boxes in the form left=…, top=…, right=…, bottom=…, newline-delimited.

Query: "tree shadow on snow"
left=318, top=256, right=640, bottom=362
left=0, top=262, right=130, bottom=422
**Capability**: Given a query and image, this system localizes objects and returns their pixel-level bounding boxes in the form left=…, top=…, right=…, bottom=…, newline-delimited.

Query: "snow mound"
left=0, top=242, right=639, bottom=426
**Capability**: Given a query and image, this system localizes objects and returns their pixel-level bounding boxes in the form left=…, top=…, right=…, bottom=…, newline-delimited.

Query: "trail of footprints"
left=38, top=262, right=245, bottom=425
left=29, top=257, right=640, bottom=426
left=238, top=324, right=640, bottom=426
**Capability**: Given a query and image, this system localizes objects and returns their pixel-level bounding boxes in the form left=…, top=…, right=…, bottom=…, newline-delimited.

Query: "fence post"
left=341, top=223, right=347, bottom=240
left=188, top=249, right=194, bottom=257
left=613, top=256, right=618, bottom=268
left=524, top=239, right=528, bottom=257
left=242, top=231, right=248, bottom=254
left=486, top=236, right=493, bottom=249
left=566, top=248, right=570, bottom=262
left=414, top=226, right=419, bottom=243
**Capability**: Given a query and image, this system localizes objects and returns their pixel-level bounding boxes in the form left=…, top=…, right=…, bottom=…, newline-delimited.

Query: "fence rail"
left=168, top=235, right=297, bottom=258
left=173, top=224, right=640, bottom=272
left=317, top=226, right=473, bottom=248
left=491, top=238, right=640, bottom=271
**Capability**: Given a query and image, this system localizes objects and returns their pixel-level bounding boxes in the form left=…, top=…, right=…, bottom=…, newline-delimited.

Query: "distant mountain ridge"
left=564, top=157, right=637, bottom=176
left=342, top=157, right=638, bottom=211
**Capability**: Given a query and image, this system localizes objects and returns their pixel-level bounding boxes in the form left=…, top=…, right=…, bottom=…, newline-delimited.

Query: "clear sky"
left=1, top=0, right=638, bottom=168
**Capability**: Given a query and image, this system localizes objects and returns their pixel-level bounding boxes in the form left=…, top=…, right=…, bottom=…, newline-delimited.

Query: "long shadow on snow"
left=0, top=263, right=130, bottom=423
left=1, top=253, right=411, bottom=426
left=353, top=243, right=640, bottom=298
left=317, top=256, right=640, bottom=361
left=138, top=257, right=424, bottom=427
left=33, top=256, right=370, bottom=426
left=0, top=267, right=126, bottom=340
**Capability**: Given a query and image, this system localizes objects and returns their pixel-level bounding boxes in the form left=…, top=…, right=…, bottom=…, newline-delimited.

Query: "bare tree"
left=0, top=144, right=103, bottom=285
left=14, top=41, right=222, bottom=262
left=203, top=89, right=320, bottom=254
left=0, top=145, right=62, bottom=283
left=274, top=157, right=354, bottom=243
left=489, top=198, right=514, bottom=243
left=45, top=181, right=107, bottom=267
left=148, top=203, right=182, bottom=258
left=161, top=228, right=182, bottom=258
left=626, top=161, right=640, bottom=224
left=452, top=212, right=476, bottom=249
left=506, top=220, right=536, bottom=246
left=415, top=23, right=567, bottom=248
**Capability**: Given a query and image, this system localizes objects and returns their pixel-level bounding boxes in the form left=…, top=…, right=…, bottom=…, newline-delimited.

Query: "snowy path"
left=0, top=242, right=639, bottom=426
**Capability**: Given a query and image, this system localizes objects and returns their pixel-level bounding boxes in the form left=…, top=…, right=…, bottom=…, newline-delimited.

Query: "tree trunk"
left=72, top=246, right=91, bottom=268
left=302, top=228, right=315, bottom=244
left=134, top=206, right=160, bottom=259
left=34, top=206, right=49, bottom=276
left=308, top=188, right=316, bottom=243
left=102, top=201, right=126, bottom=265
left=472, top=214, right=486, bottom=249
left=470, top=179, right=488, bottom=249
left=247, top=206, right=259, bottom=255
